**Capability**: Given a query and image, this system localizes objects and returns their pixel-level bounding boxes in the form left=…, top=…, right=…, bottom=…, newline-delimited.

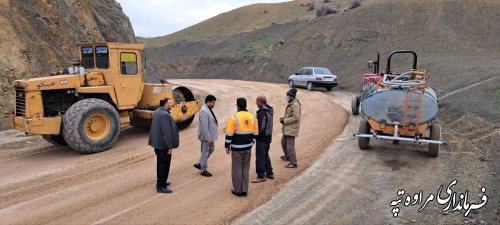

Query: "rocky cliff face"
left=0, top=0, right=135, bottom=126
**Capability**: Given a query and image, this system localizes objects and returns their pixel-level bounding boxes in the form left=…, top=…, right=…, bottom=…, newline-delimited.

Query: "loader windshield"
left=95, top=46, right=109, bottom=69
left=81, top=45, right=109, bottom=69
left=81, top=46, right=94, bottom=68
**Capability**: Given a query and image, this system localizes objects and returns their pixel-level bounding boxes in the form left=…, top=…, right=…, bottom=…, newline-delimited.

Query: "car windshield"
left=314, top=68, right=333, bottom=75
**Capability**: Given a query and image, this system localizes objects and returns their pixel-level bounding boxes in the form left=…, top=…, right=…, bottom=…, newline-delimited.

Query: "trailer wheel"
left=42, top=135, right=67, bottom=145
left=62, top=98, right=120, bottom=154
left=358, top=119, right=371, bottom=150
left=351, top=95, right=360, bottom=115
left=428, top=125, right=441, bottom=157
left=176, top=116, right=195, bottom=130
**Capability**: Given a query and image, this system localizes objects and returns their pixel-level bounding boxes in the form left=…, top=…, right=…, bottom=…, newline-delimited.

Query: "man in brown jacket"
left=279, top=88, right=301, bottom=168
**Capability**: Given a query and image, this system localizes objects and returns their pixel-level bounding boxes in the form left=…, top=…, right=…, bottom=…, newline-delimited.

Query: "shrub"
left=308, top=1, right=315, bottom=11
left=315, top=5, right=338, bottom=17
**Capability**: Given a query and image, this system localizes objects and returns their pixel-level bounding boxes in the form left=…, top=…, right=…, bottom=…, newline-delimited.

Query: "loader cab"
left=78, top=43, right=146, bottom=109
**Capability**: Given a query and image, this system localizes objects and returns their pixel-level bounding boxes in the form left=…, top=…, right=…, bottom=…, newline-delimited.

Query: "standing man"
left=225, top=98, right=258, bottom=197
left=280, top=88, right=301, bottom=168
left=148, top=98, right=179, bottom=194
left=194, top=95, right=218, bottom=177
left=252, top=96, right=274, bottom=183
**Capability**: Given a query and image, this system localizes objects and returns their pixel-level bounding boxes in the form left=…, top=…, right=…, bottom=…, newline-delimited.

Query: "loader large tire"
left=42, top=135, right=67, bottom=145
left=428, top=125, right=441, bottom=157
left=351, top=95, right=360, bottom=115
left=358, top=119, right=371, bottom=150
left=62, top=98, right=120, bottom=154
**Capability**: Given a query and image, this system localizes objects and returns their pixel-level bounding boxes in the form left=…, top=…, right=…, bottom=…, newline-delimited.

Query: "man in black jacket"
left=148, top=98, right=179, bottom=194
left=252, top=96, right=274, bottom=183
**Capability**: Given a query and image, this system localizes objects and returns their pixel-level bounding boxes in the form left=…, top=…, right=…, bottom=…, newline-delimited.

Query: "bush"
left=308, top=1, right=315, bottom=11
left=315, top=5, right=338, bottom=17
left=350, top=0, right=362, bottom=9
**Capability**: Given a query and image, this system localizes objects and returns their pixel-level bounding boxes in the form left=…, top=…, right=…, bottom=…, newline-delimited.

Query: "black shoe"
left=194, top=163, right=201, bottom=170
left=157, top=187, right=173, bottom=194
left=231, top=190, right=241, bottom=197
left=266, top=173, right=275, bottom=179
left=201, top=171, right=213, bottom=177
left=156, top=182, right=171, bottom=189
left=240, top=192, right=248, bottom=197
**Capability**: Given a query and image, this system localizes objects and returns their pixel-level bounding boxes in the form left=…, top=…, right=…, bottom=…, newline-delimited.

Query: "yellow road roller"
left=10, top=42, right=201, bottom=153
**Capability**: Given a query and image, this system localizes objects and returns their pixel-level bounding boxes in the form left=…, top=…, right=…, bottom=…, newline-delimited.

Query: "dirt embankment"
left=0, top=0, right=135, bottom=123
left=0, top=80, right=348, bottom=224
left=144, top=0, right=500, bottom=123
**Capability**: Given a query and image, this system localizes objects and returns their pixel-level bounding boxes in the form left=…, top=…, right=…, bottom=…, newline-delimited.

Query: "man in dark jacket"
left=148, top=98, right=180, bottom=194
left=252, top=96, right=274, bottom=183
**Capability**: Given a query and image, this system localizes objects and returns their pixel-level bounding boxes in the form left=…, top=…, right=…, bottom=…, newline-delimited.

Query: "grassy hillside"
left=141, top=0, right=356, bottom=46
left=144, top=0, right=500, bottom=122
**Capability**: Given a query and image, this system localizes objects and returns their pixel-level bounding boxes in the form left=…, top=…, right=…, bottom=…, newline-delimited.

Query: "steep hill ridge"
left=0, top=0, right=135, bottom=124
left=141, top=0, right=357, bottom=46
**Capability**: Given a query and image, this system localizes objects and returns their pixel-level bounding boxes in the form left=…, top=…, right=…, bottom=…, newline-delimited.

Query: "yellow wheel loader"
left=9, top=43, right=201, bottom=153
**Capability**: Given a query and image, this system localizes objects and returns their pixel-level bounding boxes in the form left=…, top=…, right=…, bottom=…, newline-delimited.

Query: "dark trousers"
left=281, top=135, right=297, bottom=165
left=256, top=141, right=273, bottom=178
left=155, top=149, right=172, bottom=188
left=231, top=150, right=251, bottom=193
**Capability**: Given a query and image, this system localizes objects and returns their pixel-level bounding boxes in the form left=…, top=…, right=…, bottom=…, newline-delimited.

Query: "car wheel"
left=289, top=80, right=295, bottom=88
left=307, top=82, right=314, bottom=91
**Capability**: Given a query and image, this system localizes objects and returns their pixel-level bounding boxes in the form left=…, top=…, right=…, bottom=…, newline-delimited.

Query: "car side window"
left=297, top=69, right=305, bottom=75
left=305, top=69, right=313, bottom=75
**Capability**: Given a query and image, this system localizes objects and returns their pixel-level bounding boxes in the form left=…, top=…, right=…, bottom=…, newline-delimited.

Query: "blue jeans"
left=255, top=141, right=273, bottom=178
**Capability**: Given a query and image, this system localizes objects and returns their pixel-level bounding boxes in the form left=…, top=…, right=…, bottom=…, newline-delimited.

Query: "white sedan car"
left=288, top=67, right=338, bottom=91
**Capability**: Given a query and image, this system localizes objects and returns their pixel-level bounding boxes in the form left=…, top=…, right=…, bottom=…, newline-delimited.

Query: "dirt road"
left=234, top=92, right=499, bottom=225
left=0, top=80, right=348, bottom=224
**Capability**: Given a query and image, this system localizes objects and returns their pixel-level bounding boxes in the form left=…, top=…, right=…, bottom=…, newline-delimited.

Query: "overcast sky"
left=116, top=0, right=290, bottom=38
